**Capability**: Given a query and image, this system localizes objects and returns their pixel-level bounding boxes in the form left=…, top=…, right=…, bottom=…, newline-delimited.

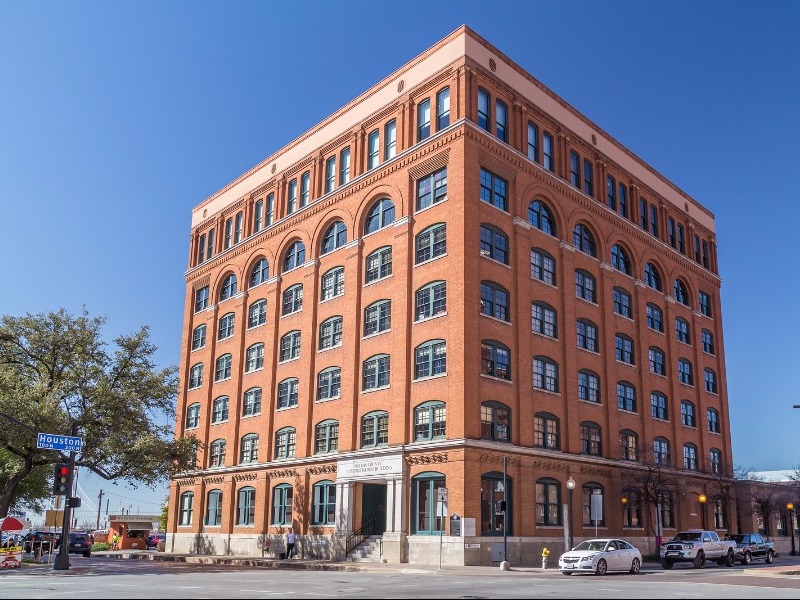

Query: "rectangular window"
left=198, top=234, right=206, bottom=264
left=607, top=175, right=616, bottom=210
left=417, top=99, right=431, bottom=141
left=668, top=217, right=676, bottom=248
left=677, top=224, right=685, bottom=253
left=436, top=87, right=450, bottom=130
left=702, top=241, right=710, bottom=269
left=477, top=88, right=490, bottom=131
left=694, top=235, right=701, bottom=263
left=254, top=199, right=263, bottom=233
left=224, top=218, right=232, bottom=249
left=650, top=204, right=659, bottom=237
left=699, top=291, right=712, bottom=317
left=416, top=168, right=447, bottom=211
left=495, top=100, right=507, bottom=142
left=367, top=129, right=380, bottom=169
left=543, top=132, right=554, bottom=172
left=266, top=193, right=275, bottom=226
left=384, top=119, right=397, bottom=160
left=583, top=159, right=593, bottom=196
left=527, top=121, right=539, bottom=162
left=339, top=147, right=351, bottom=185
left=619, top=184, right=628, bottom=218
left=194, top=286, right=209, bottom=312
left=479, top=168, right=508, bottom=211
left=206, top=228, right=215, bottom=259
left=570, top=151, right=580, bottom=188
left=639, top=198, right=648, bottom=231
left=300, top=171, right=310, bottom=208
left=234, top=212, right=243, bottom=244
left=287, top=179, right=298, bottom=214
left=325, top=156, right=336, bottom=193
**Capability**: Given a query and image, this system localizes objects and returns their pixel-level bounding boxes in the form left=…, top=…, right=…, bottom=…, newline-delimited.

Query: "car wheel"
left=596, top=559, right=607, bottom=576
left=630, top=557, right=641, bottom=574
left=724, top=550, right=735, bottom=567
left=561, top=571, right=573, bottom=576
left=765, top=550, right=774, bottom=564
left=743, top=551, right=752, bottom=565
left=661, top=560, right=674, bottom=570
left=692, top=551, right=705, bottom=569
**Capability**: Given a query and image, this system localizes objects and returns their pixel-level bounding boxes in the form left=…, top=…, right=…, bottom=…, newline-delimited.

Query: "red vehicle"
left=146, top=533, right=165, bottom=549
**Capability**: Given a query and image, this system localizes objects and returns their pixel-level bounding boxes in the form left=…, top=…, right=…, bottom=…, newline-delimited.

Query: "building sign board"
left=337, top=455, right=403, bottom=480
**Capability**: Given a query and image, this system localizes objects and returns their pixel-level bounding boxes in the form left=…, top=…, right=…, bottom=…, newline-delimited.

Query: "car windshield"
left=573, top=541, right=607, bottom=552
left=673, top=532, right=701, bottom=542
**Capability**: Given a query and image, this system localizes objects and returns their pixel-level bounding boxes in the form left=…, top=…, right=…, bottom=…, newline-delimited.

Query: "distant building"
left=168, top=25, right=735, bottom=565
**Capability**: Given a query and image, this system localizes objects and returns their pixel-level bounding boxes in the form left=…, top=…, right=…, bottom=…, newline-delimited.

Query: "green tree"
left=159, top=495, right=169, bottom=531
left=0, top=308, right=198, bottom=518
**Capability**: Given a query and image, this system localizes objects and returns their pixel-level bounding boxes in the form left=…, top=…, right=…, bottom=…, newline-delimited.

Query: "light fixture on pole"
left=698, top=494, right=707, bottom=530
left=566, top=476, right=576, bottom=550
left=788, top=502, right=797, bottom=556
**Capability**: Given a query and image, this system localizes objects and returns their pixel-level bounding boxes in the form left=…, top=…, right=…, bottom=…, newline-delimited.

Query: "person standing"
left=111, top=532, right=120, bottom=551
left=286, top=529, right=296, bottom=559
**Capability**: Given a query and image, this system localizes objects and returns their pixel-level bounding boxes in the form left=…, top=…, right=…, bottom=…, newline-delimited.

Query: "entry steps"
left=346, top=535, right=382, bottom=562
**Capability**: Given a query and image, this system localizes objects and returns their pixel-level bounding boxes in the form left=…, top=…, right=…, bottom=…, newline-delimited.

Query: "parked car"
left=559, top=538, right=642, bottom=575
left=56, top=532, right=92, bottom=558
left=22, top=531, right=59, bottom=553
left=146, top=533, right=165, bottom=549
left=725, top=533, right=775, bottom=565
left=660, top=530, right=737, bottom=569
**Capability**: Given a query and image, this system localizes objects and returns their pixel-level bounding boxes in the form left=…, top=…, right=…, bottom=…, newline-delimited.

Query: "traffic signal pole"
left=53, top=425, right=77, bottom=571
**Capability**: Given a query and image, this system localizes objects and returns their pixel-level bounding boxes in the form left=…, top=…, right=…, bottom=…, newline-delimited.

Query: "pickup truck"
left=660, top=530, right=737, bottom=569
left=725, top=533, right=775, bottom=565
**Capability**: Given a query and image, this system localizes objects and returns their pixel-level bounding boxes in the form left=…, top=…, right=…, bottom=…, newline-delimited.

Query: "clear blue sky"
left=2, top=1, right=798, bottom=522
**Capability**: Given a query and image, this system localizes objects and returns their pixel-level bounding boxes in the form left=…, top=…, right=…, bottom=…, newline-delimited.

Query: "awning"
left=0, top=516, right=30, bottom=531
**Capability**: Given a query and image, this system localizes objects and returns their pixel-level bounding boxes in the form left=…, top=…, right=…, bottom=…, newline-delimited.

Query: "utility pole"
left=96, top=490, right=104, bottom=530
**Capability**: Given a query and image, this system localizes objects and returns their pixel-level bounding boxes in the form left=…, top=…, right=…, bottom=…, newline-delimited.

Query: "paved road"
left=1, top=556, right=799, bottom=598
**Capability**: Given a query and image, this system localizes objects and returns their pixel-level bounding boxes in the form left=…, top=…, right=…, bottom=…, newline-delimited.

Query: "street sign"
left=436, top=501, right=448, bottom=518
left=36, top=433, right=83, bottom=452
left=438, top=487, right=448, bottom=502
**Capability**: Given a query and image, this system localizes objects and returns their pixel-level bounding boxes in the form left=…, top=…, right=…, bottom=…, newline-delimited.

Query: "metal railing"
left=345, top=518, right=376, bottom=556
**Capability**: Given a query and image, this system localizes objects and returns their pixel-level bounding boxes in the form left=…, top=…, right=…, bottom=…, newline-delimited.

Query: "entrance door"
left=361, top=483, right=386, bottom=534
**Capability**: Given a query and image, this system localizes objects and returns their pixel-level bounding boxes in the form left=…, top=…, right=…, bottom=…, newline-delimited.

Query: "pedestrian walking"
left=112, top=532, right=120, bottom=551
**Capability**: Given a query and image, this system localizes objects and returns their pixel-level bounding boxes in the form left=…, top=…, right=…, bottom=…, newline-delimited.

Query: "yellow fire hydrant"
left=541, top=547, right=550, bottom=569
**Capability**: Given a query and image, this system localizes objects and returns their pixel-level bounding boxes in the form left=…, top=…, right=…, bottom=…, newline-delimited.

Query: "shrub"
left=92, top=542, right=111, bottom=551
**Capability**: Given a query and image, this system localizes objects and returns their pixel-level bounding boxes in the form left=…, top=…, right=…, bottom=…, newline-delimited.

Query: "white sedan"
left=558, top=538, right=642, bottom=575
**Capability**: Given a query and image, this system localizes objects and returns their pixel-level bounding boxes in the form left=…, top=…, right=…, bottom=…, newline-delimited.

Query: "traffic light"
left=53, top=463, right=70, bottom=495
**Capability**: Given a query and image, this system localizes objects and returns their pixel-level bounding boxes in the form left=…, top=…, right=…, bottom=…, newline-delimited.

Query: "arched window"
left=528, top=200, right=556, bottom=236
left=245, top=343, right=264, bottom=373
left=617, top=382, right=636, bottom=412
left=214, top=354, right=232, bottom=381
left=321, top=221, right=347, bottom=255
left=707, top=408, right=720, bottom=433
left=678, top=358, right=693, bottom=385
left=531, top=302, right=557, bottom=338
left=414, top=340, right=446, bottom=379
left=218, top=312, right=235, bottom=340
left=205, top=489, right=223, bottom=525
left=650, top=392, right=669, bottom=421
left=362, top=354, right=390, bottom=390
left=319, top=316, right=343, bottom=350
left=209, top=439, right=226, bottom=467
left=620, top=430, right=638, bottom=461
left=480, top=401, right=510, bottom=442
left=364, top=198, right=395, bottom=234
left=681, top=400, right=696, bottom=427
left=178, top=491, right=194, bottom=526
left=365, top=246, right=392, bottom=283
left=644, top=263, right=662, bottom=291
left=582, top=483, right=605, bottom=526
left=480, top=340, right=510, bottom=380
left=573, top=224, right=597, bottom=257
left=415, top=223, right=446, bottom=263
left=534, top=412, right=559, bottom=449
left=188, top=364, right=203, bottom=389
left=412, top=472, right=446, bottom=534
left=580, top=421, right=602, bottom=456
left=271, top=484, right=293, bottom=525
left=277, top=378, right=299, bottom=409
left=274, top=427, right=296, bottom=459
left=220, top=273, right=238, bottom=301
left=212, top=396, right=229, bottom=423
left=312, top=480, right=336, bottom=525
left=320, top=267, right=345, bottom=301
left=249, top=258, right=269, bottom=288
left=361, top=411, right=389, bottom=447
left=317, top=367, right=341, bottom=401
left=242, top=387, right=262, bottom=417
left=535, top=477, right=559, bottom=526
left=192, top=324, right=206, bottom=350
left=315, top=419, right=339, bottom=454
left=279, top=331, right=301, bottom=362
left=185, top=402, right=200, bottom=428
left=248, top=299, right=267, bottom=328
left=683, top=443, right=698, bottom=470
left=415, top=281, right=446, bottom=320
left=533, top=356, right=559, bottom=392
left=611, top=244, right=631, bottom=275
left=414, top=401, right=446, bottom=441
left=704, top=368, right=718, bottom=394
left=531, top=248, right=556, bottom=285
left=481, top=281, right=509, bottom=321
left=479, top=224, right=509, bottom=264
left=653, top=437, right=670, bottom=464
left=282, top=284, right=303, bottom=315
left=364, top=299, right=391, bottom=336
left=236, top=486, right=256, bottom=525
left=484, top=471, right=514, bottom=533
left=615, top=334, right=635, bottom=365
left=673, top=278, right=690, bottom=306
left=578, top=370, right=600, bottom=403
left=240, top=434, right=259, bottom=463
left=282, top=240, right=306, bottom=272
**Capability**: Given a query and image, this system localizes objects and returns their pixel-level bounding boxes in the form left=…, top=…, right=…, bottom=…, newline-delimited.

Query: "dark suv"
left=59, top=532, right=92, bottom=557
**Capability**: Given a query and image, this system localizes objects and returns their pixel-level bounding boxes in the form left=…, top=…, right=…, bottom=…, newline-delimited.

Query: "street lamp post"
left=698, top=494, right=707, bottom=530
left=788, top=503, right=797, bottom=556
left=566, top=476, right=576, bottom=550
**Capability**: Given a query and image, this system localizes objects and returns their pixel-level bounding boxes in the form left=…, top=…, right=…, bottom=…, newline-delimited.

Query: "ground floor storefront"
left=166, top=441, right=738, bottom=566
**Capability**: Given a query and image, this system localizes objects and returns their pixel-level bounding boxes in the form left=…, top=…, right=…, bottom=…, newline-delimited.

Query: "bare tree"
left=745, top=474, right=785, bottom=540
left=708, top=461, right=751, bottom=534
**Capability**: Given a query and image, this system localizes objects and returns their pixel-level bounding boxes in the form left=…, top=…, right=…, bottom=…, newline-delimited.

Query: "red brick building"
left=166, top=26, right=732, bottom=565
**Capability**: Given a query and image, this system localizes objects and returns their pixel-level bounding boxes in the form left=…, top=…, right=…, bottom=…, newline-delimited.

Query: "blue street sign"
left=36, top=433, right=83, bottom=452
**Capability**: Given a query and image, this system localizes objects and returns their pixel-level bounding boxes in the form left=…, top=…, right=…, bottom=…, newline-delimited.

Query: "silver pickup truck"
left=660, top=530, right=737, bottom=569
